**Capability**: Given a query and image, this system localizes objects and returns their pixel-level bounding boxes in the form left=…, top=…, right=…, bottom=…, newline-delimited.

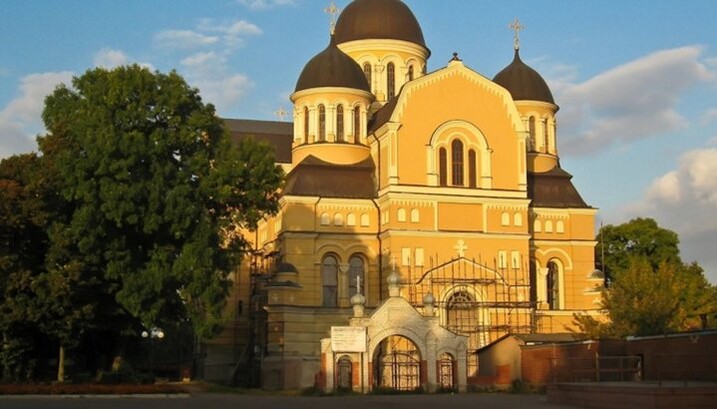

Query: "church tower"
left=333, top=0, right=430, bottom=108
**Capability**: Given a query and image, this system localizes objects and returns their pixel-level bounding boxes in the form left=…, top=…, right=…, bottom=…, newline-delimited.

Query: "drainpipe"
left=371, top=131, right=384, bottom=301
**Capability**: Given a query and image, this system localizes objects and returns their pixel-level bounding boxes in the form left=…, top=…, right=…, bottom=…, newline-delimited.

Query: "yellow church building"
left=205, top=0, right=604, bottom=392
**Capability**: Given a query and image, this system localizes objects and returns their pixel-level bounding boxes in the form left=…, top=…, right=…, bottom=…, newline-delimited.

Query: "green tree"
left=596, top=217, right=681, bottom=280
left=575, top=218, right=715, bottom=338
left=37, top=65, right=282, bottom=374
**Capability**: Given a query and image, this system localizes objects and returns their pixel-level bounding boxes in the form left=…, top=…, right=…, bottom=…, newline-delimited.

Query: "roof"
left=528, top=166, right=590, bottom=208
left=283, top=155, right=376, bottom=199
left=295, top=36, right=370, bottom=93
left=476, top=333, right=579, bottom=353
left=223, top=119, right=293, bottom=164
left=368, top=92, right=400, bottom=132
left=334, top=0, right=428, bottom=50
left=493, top=49, right=555, bottom=104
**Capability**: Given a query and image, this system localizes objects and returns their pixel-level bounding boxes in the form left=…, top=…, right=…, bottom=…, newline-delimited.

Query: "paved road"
left=0, top=393, right=584, bottom=409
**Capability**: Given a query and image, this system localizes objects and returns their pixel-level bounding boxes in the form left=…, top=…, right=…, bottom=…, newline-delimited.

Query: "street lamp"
left=141, top=328, right=165, bottom=376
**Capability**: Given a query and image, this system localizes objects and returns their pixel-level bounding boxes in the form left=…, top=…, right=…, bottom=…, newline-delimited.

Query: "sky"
left=1, top=0, right=716, bottom=281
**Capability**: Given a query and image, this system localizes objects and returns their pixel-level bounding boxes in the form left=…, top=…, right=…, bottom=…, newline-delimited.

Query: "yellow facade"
left=209, top=1, right=603, bottom=390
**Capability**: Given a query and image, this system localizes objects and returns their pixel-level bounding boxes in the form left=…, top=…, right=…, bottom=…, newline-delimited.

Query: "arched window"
left=334, top=213, right=343, bottom=226
left=439, top=148, right=447, bottom=186
left=514, top=213, right=523, bottom=226
left=547, top=261, right=560, bottom=310
left=336, top=104, right=344, bottom=142
left=363, top=63, right=372, bottom=89
left=446, top=291, right=476, bottom=334
left=347, top=213, right=356, bottom=226
left=545, top=220, right=554, bottom=233
left=348, top=255, right=365, bottom=297
left=303, top=107, right=309, bottom=140
left=318, top=104, right=326, bottom=141
left=451, top=140, right=464, bottom=186
left=410, top=209, right=420, bottom=223
left=556, top=220, right=565, bottom=233
left=528, top=116, right=536, bottom=150
left=353, top=106, right=361, bottom=142
left=408, top=65, right=414, bottom=81
left=468, top=149, right=477, bottom=188
left=501, top=212, right=510, bottom=226
left=543, top=118, right=549, bottom=152
left=387, top=62, right=396, bottom=99
left=320, top=212, right=330, bottom=225
left=397, top=208, right=407, bottom=222
left=360, top=213, right=370, bottom=227
left=534, top=219, right=542, bottom=232
left=322, top=255, right=339, bottom=307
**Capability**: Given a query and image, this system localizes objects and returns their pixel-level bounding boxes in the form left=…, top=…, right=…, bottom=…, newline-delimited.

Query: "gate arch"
left=373, top=335, right=421, bottom=391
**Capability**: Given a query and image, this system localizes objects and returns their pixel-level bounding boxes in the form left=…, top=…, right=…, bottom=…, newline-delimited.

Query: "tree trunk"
left=57, top=344, right=65, bottom=383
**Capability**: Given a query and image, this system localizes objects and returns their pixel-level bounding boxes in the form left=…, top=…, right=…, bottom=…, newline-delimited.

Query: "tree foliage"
left=1, top=65, right=283, bottom=380
left=576, top=218, right=715, bottom=338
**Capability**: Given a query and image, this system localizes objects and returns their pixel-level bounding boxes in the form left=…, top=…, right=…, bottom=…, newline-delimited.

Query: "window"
left=468, top=149, right=477, bottom=188
left=514, top=213, right=523, bottom=226
left=353, top=106, right=361, bottom=142
left=534, top=219, right=542, bottom=232
left=547, top=261, right=560, bottom=310
left=545, top=220, right=553, bottom=233
left=360, top=213, right=370, bottom=227
left=387, top=62, right=396, bottom=99
left=320, top=212, right=330, bottom=225
left=446, top=291, right=476, bottom=335
left=401, top=248, right=411, bottom=266
left=410, top=209, right=420, bottom=223
left=322, top=255, right=339, bottom=307
left=408, top=65, right=414, bottom=81
left=501, top=212, right=510, bottom=226
left=543, top=118, right=549, bottom=152
left=556, top=220, right=565, bottom=233
left=336, top=104, right=344, bottom=142
left=397, top=208, right=407, bottom=222
left=528, top=116, right=536, bottom=150
left=451, top=140, right=464, bottom=186
left=304, top=107, right=309, bottom=139
left=318, top=104, right=326, bottom=141
left=348, top=255, right=365, bottom=297
left=439, top=148, right=447, bottom=186
left=414, top=248, right=424, bottom=266
left=347, top=213, right=356, bottom=226
left=363, top=63, right=372, bottom=89
left=334, top=213, right=343, bottom=226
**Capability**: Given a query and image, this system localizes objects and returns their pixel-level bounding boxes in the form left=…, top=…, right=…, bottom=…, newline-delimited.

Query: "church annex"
left=204, top=0, right=604, bottom=392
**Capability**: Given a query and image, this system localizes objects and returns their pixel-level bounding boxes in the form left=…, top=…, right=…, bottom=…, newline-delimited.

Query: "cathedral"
left=205, top=0, right=604, bottom=392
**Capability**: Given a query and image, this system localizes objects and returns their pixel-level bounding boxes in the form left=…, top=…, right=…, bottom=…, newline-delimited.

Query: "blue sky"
left=1, top=0, right=716, bottom=281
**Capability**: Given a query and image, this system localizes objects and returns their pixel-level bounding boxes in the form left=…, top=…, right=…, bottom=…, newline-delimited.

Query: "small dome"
left=350, top=292, right=366, bottom=306
left=276, top=262, right=298, bottom=274
left=295, top=36, right=370, bottom=93
left=423, top=292, right=435, bottom=306
left=334, top=0, right=427, bottom=50
left=493, top=49, right=555, bottom=104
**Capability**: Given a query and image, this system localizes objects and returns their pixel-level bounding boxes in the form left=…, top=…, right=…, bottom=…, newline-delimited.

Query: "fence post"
left=595, top=352, right=600, bottom=382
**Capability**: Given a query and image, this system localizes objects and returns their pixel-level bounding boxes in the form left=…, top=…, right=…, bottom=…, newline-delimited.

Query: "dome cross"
left=324, top=1, right=341, bottom=35
left=509, top=18, right=525, bottom=51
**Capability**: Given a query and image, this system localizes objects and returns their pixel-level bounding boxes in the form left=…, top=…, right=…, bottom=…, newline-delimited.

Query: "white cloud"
left=154, top=30, right=219, bottom=50
left=553, top=46, right=715, bottom=155
left=621, top=147, right=717, bottom=282
left=93, top=48, right=130, bottom=68
left=196, top=18, right=262, bottom=49
left=179, top=52, right=253, bottom=110
left=236, top=0, right=295, bottom=10
left=0, top=71, right=74, bottom=159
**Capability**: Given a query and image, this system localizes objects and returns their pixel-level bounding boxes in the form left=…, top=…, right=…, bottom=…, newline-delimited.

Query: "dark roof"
left=513, top=333, right=579, bottom=343
left=493, top=49, right=555, bottom=104
left=334, top=0, right=428, bottom=51
left=528, top=166, right=590, bottom=208
left=368, top=93, right=400, bottom=132
left=283, top=155, right=376, bottom=199
left=295, top=36, right=370, bottom=93
left=223, top=119, right=293, bottom=163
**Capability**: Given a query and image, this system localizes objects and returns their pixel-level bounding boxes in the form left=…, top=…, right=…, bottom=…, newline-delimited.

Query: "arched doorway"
left=439, top=352, right=456, bottom=390
left=373, top=335, right=421, bottom=391
left=336, top=355, right=352, bottom=390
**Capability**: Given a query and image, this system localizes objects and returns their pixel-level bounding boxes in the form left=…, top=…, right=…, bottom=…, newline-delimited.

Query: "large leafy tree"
left=37, top=65, right=282, bottom=366
left=576, top=218, right=715, bottom=338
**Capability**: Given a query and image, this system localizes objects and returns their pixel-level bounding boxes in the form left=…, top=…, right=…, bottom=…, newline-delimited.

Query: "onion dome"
left=493, top=49, right=555, bottom=104
left=350, top=292, right=366, bottom=307
left=295, top=36, right=370, bottom=93
left=422, top=292, right=435, bottom=306
left=334, top=0, right=427, bottom=49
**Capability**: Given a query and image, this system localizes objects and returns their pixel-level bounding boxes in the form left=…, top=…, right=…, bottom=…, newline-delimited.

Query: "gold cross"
left=274, top=106, right=288, bottom=121
left=324, top=1, right=340, bottom=35
left=509, top=18, right=525, bottom=50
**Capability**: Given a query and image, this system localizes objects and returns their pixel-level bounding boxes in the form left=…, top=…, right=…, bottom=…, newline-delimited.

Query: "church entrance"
left=373, top=335, right=421, bottom=391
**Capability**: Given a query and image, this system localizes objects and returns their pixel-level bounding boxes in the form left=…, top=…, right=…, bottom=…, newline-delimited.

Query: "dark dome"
left=295, top=36, right=370, bottom=93
left=334, top=0, right=427, bottom=49
left=493, top=49, right=555, bottom=104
